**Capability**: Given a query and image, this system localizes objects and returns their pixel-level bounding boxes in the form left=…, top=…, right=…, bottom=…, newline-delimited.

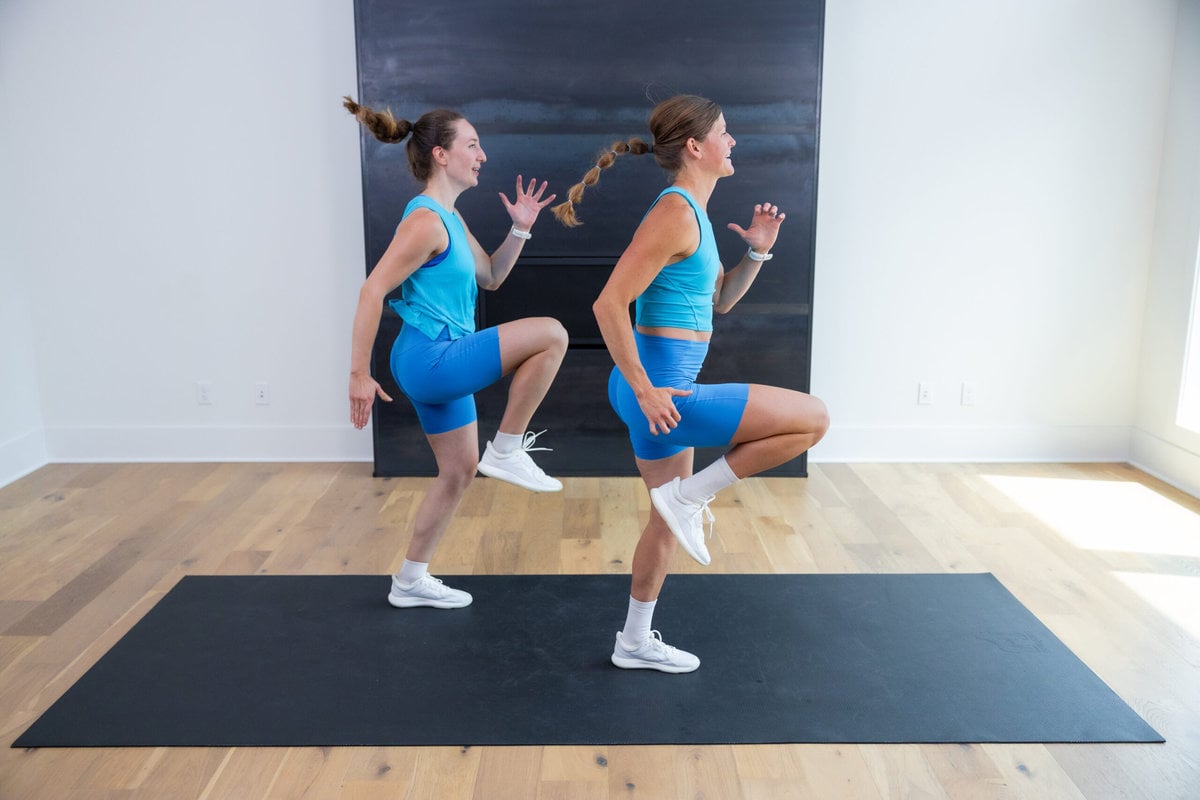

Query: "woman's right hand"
left=350, top=372, right=393, bottom=429
left=636, top=385, right=693, bottom=436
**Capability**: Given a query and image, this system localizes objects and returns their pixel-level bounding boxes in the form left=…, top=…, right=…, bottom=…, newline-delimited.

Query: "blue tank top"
left=388, top=195, right=477, bottom=340
left=635, top=187, right=720, bottom=332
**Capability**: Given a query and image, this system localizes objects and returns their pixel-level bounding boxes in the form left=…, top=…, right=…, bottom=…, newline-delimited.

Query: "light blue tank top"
left=388, top=195, right=477, bottom=340
left=635, top=187, right=719, bottom=332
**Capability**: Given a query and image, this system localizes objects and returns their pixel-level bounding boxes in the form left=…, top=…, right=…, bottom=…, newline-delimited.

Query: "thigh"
left=671, top=382, right=750, bottom=448
left=425, top=421, right=481, bottom=475
left=393, top=325, right=502, bottom=404
left=635, top=449, right=695, bottom=494
left=609, top=366, right=690, bottom=460
left=496, top=317, right=567, bottom=375
left=729, top=384, right=825, bottom=444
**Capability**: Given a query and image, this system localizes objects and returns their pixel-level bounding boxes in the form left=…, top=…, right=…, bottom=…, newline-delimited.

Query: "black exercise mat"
left=14, top=573, right=1161, bottom=747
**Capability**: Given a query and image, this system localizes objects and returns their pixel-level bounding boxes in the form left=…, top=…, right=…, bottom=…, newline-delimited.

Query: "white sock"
left=397, top=559, right=428, bottom=585
left=621, top=596, right=656, bottom=646
left=677, top=456, right=739, bottom=502
left=492, top=431, right=523, bottom=455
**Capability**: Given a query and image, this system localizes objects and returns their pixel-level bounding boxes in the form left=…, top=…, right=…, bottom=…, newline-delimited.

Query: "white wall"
left=1, top=0, right=369, bottom=467
left=814, top=0, right=1177, bottom=462
left=1132, top=0, right=1200, bottom=498
left=1, top=0, right=1195, bottom=495
left=0, top=21, right=48, bottom=486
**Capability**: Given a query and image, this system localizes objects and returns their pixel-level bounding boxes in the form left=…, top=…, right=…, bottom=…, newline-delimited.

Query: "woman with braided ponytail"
left=556, top=95, right=829, bottom=673
left=346, top=97, right=567, bottom=610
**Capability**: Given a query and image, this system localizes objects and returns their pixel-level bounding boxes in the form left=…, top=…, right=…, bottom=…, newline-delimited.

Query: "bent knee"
left=541, top=317, right=569, bottom=352
left=807, top=395, right=830, bottom=436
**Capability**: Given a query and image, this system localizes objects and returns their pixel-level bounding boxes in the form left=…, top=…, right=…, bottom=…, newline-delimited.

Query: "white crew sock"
left=491, top=431, right=523, bottom=455
left=397, top=559, right=428, bottom=585
left=677, top=456, right=739, bottom=502
left=620, top=596, right=657, bottom=646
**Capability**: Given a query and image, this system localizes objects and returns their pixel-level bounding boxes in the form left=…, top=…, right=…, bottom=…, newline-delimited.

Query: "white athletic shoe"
left=477, top=431, right=563, bottom=492
left=611, top=630, right=700, bottom=674
left=387, top=574, right=473, bottom=609
left=650, top=477, right=715, bottom=566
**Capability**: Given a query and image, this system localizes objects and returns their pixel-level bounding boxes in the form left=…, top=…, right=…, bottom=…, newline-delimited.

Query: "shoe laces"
left=688, top=494, right=716, bottom=540
left=645, top=630, right=678, bottom=656
left=410, top=575, right=447, bottom=595
left=519, top=429, right=552, bottom=453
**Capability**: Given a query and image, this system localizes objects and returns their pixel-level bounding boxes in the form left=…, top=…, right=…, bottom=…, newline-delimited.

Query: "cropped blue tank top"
left=388, top=195, right=477, bottom=340
left=635, top=187, right=720, bottom=332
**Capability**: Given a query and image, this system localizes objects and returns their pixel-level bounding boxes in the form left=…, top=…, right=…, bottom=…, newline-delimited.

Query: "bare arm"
left=349, top=210, right=445, bottom=429
left=472, top=176, right=556, bottom=290
left=714, top=202, right=785, bottom=313
left=593, top=194, right=698, bottom=436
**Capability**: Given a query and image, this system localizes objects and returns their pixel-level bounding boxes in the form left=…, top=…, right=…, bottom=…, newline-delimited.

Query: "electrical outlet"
left=961, top=381, right=977, bottom=406
left=196, top=381, right=212, bottom=405
left=917, top=382, right=934, bottom=405
left=255, top=382, right=270, bottom=405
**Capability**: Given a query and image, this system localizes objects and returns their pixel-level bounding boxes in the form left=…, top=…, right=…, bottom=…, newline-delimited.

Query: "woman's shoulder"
left=394, top=203, right=449, bottom=248
left=648, top=189, right=696, bottom=218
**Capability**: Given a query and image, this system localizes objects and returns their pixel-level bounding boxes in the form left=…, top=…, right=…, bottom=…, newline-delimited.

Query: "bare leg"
left=722, top=385, right=829, bottom=479
left=629, top=449, right=694, bottom=602
left=404, top=423, right=480, bottom=563
left=494, top=317, right=568, bottom=434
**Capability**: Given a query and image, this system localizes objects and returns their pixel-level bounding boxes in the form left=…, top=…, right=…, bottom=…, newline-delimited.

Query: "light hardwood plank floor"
left=1, top=461, right=1198, bottom=799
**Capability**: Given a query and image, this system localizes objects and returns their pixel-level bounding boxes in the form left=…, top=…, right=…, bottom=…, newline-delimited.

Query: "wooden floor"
left=0, top=461, right=1198, bottom=799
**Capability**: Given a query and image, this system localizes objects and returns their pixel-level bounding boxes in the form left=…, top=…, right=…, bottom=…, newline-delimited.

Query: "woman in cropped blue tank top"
left=345, top=98, right=568, bottom=610
left=555, top=95, right=830, bottom=673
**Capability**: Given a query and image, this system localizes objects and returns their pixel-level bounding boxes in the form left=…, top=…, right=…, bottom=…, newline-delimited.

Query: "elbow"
left=479, top=267, right=503, bottom=292
left=358, top=283, right=383, bottom=308
left=592, top=296, right=621, bottom=329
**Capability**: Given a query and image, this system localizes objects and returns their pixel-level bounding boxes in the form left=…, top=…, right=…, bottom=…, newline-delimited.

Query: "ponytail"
left=552, top=138, right=651, bottom=227
left=343, top=96, right=412, bottom=144
left=553, top=95, right=722, bottom=227
left=343, top=96, right=464, bottom=182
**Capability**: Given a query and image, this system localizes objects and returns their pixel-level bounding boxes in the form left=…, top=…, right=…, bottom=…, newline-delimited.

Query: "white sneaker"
left=477, top=430, right=562, bottom=492
left=387, top=574, right=473, bottom=609
left=650, top=477, right=715, bottom=566
left=611, top=630, right=700, bottom=673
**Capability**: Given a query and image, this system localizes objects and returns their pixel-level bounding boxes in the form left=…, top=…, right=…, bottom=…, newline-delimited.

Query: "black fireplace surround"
left=353, top=0, right=824, bottom=476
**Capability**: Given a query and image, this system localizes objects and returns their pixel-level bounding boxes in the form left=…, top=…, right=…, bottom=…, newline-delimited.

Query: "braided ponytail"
left=552, top=138, right=651, bottom=227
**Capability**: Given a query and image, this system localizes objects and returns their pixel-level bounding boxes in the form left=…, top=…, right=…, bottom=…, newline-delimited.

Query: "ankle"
left=491, top=431, right=523, bottom=455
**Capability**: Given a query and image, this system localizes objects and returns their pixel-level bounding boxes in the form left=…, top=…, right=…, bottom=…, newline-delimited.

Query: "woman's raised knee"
left=539, top=316, right=569, bottom=354
left=804, top=394, right=830, bottom=438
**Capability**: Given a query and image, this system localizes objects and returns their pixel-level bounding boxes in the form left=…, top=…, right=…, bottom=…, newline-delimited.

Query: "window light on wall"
left=1178, top=238, right=1200, bottom=432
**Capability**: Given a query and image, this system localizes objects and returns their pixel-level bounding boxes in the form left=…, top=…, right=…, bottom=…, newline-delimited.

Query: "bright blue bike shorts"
left=390, top=323, right=502, bottom=435
left=608, top=332, right=749, bottom=460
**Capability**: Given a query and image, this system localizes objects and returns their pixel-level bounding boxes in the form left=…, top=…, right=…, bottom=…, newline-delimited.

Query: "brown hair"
left=343, top=96, right=465, bottom=183
left=552, top=95, right=723, bottom=227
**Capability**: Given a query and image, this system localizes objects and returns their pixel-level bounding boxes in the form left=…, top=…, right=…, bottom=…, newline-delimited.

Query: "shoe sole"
left=387, top=592, right=472, bottom=609
left=611, top=653, right=700, bottom=673
left=477, top=462, right=562, bottom=492
left=649, top=487, right=712, bottom=566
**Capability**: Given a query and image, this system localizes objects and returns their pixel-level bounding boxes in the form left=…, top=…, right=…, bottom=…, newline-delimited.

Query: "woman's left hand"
left=727, top=202, right=786, bottom=253
left=500, top=175, right=556, bottom=232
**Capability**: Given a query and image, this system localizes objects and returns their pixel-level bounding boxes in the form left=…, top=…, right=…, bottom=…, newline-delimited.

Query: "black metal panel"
left=353, top=0, right=824, bottom=476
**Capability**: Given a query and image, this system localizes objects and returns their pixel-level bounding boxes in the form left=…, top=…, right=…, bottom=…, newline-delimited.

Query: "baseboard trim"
left=1129, top=428, right=1200, bottom=499
left=0, top=429, right=50, bottom=488
left=809, top=424, right=1133, bottom=464
left=43, top=425, right=373, bottom=464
